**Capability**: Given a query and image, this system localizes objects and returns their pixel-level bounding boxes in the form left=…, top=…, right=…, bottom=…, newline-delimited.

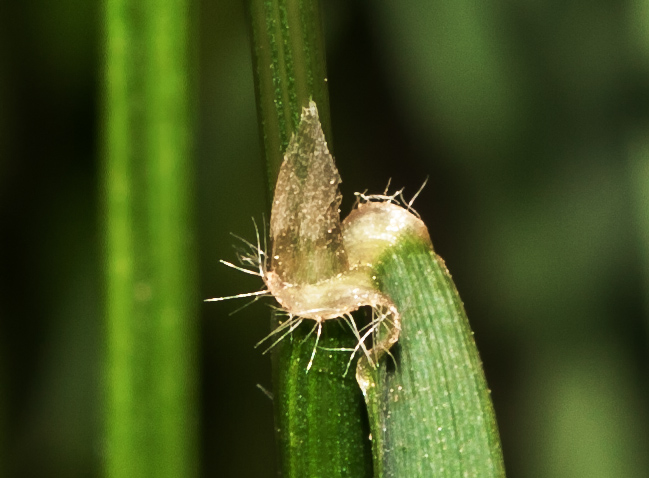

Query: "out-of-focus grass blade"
left=103, top=0, right=198, bottom=476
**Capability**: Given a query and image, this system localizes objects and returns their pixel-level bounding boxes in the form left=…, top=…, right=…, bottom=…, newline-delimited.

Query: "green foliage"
left=271, top=323, right=373, bottom=477
left=248, top=0, right=332, bottom=189
left=3, top=0, right=649, bottom=476
left=248, top=1, right=504, bottom=477
left=368, top=235, right=504, bottom=477
left=103, top=0, right=198, bottom=476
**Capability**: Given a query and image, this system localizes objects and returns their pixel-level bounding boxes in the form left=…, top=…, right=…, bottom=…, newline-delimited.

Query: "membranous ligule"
left=270, top=100, right=347, bottom=285
left=264, top=101, right=431, bottom=385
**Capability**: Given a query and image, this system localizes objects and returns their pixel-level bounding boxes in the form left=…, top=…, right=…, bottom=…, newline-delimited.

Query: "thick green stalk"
left=103, top=0, right=197, bottom=477
left=366, top=235, right=505, bottom=477
left=248, top=1, right=373, bottom=477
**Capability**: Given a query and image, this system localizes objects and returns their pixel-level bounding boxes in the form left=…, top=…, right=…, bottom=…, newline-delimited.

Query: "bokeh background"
left=2, top=0, right=649, bottom=476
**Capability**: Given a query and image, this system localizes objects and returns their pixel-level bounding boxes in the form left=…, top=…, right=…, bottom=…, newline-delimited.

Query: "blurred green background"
left=2, top=0, right=649, bottom=476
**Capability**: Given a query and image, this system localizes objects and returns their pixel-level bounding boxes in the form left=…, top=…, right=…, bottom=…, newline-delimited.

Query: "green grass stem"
left=248, top=0, right=332, bottom=190
left=247, top=1, right=373, bottom=477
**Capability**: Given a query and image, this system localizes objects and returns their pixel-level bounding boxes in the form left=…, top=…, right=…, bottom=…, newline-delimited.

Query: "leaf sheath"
left=366, top=235, right=505, bottom=477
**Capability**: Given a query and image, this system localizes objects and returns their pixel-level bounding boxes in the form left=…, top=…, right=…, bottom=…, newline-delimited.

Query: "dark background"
left=2, top=0, right=649, bottom=476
